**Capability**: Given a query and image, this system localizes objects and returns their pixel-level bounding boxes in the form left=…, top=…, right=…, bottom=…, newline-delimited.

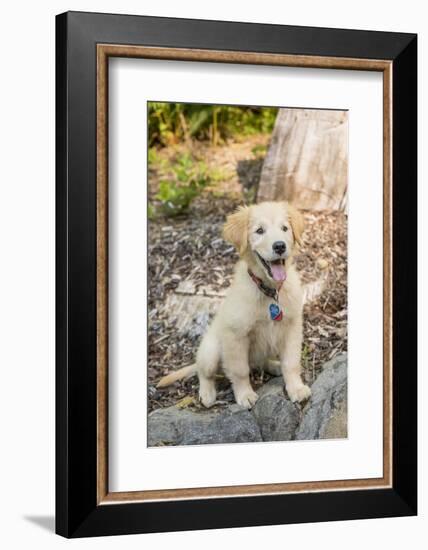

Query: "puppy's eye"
left=255, top=227, right=264, bottom=235
left=282, top=225, right=288, bottom=232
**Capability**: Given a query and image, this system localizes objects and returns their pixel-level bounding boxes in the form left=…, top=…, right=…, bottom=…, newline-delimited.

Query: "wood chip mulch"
left=147, top=198, right=347, bottom=412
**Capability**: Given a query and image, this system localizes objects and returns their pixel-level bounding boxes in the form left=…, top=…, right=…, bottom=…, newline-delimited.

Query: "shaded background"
left=147, top=102, right=348, bottom=413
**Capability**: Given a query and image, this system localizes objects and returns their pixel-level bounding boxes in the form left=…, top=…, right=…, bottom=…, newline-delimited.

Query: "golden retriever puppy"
left=157, top=201, right=311, bottom=409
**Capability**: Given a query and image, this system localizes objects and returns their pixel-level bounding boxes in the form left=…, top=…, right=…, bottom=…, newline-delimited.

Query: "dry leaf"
left=317, top=258, right=329, bottom=270
left=175, top=395, right=196, bottom=409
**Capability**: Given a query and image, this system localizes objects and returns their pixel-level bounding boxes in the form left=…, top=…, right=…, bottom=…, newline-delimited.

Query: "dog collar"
left=248, top=269, right=284, bottom=321
left=248, top=269, right=278, bottom=300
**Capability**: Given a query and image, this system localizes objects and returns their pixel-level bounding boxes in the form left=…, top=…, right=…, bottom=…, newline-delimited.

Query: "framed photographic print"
left=56, top=11, right=417, bottom=538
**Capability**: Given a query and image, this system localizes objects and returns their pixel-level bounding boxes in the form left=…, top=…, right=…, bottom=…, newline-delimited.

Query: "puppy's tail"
left=156, top=364, right=197, bottom=388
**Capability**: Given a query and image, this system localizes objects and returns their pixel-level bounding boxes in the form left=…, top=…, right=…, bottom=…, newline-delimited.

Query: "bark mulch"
left=148, top=196, right=347, bottom=412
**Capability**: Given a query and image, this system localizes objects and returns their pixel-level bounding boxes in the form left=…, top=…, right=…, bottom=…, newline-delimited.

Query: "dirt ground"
left=148, top=137, right=347, bottom=412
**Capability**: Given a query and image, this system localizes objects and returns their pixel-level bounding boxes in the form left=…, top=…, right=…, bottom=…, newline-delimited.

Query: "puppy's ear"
left=223, top=205, right=249, bottom=255
left=287, top=203, right=305, bottom=246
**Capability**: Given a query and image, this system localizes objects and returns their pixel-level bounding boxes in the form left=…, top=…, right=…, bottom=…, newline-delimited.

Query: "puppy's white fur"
left=157, top=201, right=311, bottom=408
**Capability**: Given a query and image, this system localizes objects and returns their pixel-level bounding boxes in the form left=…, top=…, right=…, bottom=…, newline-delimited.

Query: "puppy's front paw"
left=286, top=382, right=311, bottom=403
left=199, top=386, right=217, bottom=408
left=235, top=388, right=259, bottom=409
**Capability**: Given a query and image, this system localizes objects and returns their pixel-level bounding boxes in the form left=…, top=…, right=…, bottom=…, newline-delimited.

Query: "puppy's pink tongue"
left=271, top=263, right=286, bottom=282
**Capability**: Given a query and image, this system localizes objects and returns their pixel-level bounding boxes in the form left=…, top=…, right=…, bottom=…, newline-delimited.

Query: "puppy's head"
left=223, top=201, right=304, bottom=284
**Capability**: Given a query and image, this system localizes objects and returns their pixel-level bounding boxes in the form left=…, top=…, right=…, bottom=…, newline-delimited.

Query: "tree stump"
left=257, top=108, right=348, bottom=211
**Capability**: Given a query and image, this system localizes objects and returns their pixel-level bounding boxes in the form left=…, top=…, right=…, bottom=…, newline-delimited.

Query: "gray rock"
left=148, top=404, right=262, bottom=446
left=257, top=375, right=285, bottom=398
left=162, top=291, right=222, bottom=335
left=295, top=353, right=347, bottom=440
left=185, top=311, right=212, bottom=340
left=254, top=393, right=296, bottom=440
left=253, top=377, right=300, bottom=441
left=148, top=353, right=348, bottom=446
left=321, top=400, right=347, bottom=439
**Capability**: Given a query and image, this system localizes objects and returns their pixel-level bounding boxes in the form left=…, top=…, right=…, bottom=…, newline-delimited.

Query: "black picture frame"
left=56, top=10, right=417, bottom=538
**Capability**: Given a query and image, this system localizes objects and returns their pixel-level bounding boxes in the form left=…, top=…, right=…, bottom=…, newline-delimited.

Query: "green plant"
left=147, top=202, right=156, bottom=220
left=251, top=144, right=268, bottom=157
left=148, top=102, right=278, bottom=147
left=148, top=147, right=159, bottom=166
left=153, top=153, right=211, bottom=216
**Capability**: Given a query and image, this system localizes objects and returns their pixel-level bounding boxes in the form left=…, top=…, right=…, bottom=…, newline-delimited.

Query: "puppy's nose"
left=272, top=241, right=286, bottom=255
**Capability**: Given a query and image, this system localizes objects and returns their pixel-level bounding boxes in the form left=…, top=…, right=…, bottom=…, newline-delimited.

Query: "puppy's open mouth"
left=255, top=252, right=287, bottom=283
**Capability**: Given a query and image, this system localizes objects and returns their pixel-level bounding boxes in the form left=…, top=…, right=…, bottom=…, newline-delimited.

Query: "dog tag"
left=269, top=303, right=283, bottom=321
